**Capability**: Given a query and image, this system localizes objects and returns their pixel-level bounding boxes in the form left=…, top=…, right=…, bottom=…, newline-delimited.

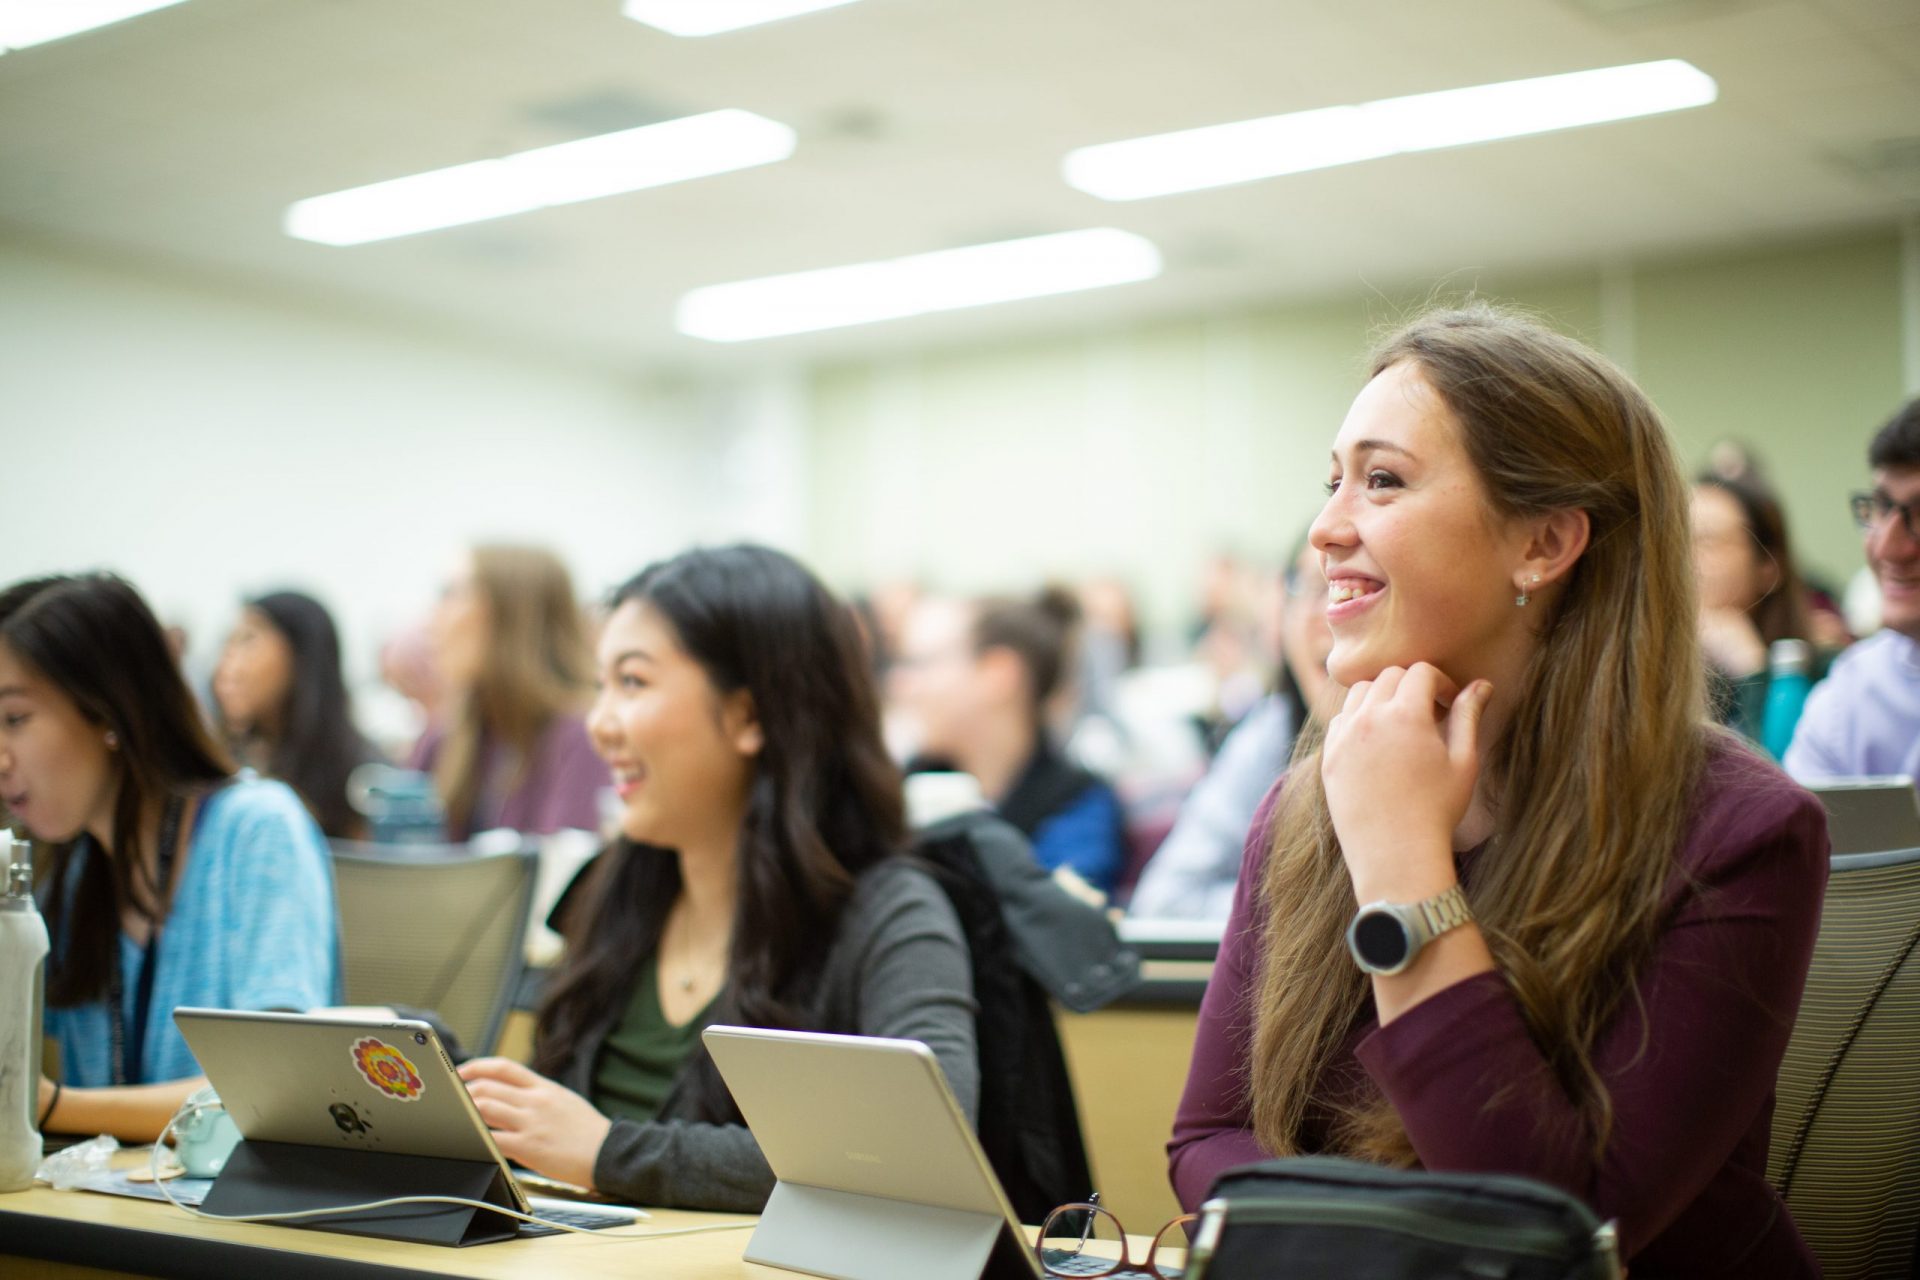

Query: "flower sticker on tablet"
left=352, top=1036, right=425, bottom=1101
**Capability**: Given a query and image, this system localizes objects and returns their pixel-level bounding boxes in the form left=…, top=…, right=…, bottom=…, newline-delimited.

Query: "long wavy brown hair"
left=435, top=545, right=592, bottom=834
left=1249, top=305, right=1708, bottom=1165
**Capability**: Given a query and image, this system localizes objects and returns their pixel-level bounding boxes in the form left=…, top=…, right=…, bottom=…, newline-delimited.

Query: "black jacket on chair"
left=910, top=808, right=1140, bottom=1223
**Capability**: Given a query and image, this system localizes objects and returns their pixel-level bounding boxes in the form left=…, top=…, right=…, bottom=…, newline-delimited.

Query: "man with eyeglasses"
left=1785, top=397, right=1920, bottom=782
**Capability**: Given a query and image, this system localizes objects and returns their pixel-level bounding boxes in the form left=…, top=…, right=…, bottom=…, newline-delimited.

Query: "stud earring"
left=104, top=731, right=119, bottom=749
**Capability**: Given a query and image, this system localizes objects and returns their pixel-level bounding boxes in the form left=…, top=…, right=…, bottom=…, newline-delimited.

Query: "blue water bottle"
left=1762, top=639, right=1813, bottom=762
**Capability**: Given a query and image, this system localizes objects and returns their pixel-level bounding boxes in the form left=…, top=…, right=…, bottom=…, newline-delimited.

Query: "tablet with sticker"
left=173, top=1007, right=531, bottom=1217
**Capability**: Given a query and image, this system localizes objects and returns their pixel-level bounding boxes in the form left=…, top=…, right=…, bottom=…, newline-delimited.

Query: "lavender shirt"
left=1168, top=736, right=1828, bottom=1277
left=410, top=713, right=607, bottom=841
left=1785, top=629, right=1920, bottom=783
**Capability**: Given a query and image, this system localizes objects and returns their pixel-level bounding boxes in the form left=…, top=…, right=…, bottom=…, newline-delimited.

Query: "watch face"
left=1351, top=910, right=1411, bottom=971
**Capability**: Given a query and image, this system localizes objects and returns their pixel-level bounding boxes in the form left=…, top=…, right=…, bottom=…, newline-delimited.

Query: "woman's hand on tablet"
left=458, top=1057, right=611, bottom=1191
left=1322, top=662, right=1492, bottom=903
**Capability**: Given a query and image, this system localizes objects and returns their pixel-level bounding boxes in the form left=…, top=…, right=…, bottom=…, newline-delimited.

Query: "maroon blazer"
left=1168, top=735, right=1829, bottom=1277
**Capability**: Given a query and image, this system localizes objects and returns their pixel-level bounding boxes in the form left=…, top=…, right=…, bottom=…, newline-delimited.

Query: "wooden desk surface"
left=0, top=1172, right=769, bottom=1280
left=0, top=1167, right=1169, bottom=1280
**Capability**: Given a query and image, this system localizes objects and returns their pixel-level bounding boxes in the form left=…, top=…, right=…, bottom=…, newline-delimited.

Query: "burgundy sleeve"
left=1352, top=776, right=1829, bottom=1257
left=1166, top=779, right=1285, bottom=1212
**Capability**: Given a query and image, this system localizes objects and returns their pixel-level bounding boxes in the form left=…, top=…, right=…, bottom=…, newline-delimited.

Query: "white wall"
left=0, top=241, right=805, bottom=727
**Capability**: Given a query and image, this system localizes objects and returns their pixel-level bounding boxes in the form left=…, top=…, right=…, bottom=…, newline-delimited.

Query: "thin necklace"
left=665, top=909, right=727, bottom=996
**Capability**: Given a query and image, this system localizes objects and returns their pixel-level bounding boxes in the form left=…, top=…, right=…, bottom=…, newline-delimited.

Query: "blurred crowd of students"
left=52, top=408, right=1909, bottom=924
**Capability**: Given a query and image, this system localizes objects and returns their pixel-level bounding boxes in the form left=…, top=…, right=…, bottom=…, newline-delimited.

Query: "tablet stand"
left=200, top=1139, right=519, bottom=1247
left=745, top=1181, right=1038, bottom=1280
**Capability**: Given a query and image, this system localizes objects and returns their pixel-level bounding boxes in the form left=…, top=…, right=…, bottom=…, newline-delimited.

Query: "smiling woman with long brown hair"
left=1168, top=306, right=1828, bottom=1277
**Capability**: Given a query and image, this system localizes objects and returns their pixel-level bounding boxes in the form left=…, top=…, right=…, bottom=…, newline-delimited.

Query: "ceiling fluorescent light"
left=677, top=228, right=1163, bottom=342
left=623, top=0, right=861, bottom=38
left=0, top=0, right=188, bottom=51
left=1064, top=59, right=1717, bottom=201
left=285, top=109, right=797, bottom=246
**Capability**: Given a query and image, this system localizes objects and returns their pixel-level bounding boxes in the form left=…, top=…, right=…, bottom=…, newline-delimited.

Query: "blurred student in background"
left=2, top=574, right=338, bottom=1142
left=457, top=546, right=974, bottom=1211
left=411, top=545, right=606, bottom=841
left=1691, top=475, right=1823, bottom=751
left=1705, top=439, right=1854, bottom=650
left=213, top=590, right=383, bottom=840
left=1128, top=535, right=1333, bottom=920
left=894, top=588, right=1127, bottom=894
left=1074, top=576, right=1142, bottom=728
left=1789, top=397, right=1920, bottom=782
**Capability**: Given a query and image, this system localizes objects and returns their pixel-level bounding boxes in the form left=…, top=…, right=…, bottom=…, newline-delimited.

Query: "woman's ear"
left=1516, top=507, right=1592, bottom=593
left=722, top=690, right=764, bottom=759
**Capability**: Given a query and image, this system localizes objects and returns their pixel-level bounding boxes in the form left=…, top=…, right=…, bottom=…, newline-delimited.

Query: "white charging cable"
left=148, top=1099, right=754, bottom=1242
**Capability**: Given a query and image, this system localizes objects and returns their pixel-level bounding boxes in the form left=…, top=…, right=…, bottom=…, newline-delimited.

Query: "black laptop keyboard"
left=1038, top=1248, right=1182, bottom=1278
left=516, top=1205, right=639, bottom=1238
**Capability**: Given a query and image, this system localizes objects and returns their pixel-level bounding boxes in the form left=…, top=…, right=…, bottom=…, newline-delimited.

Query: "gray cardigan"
left=560, top=859, right=979, bottom=1212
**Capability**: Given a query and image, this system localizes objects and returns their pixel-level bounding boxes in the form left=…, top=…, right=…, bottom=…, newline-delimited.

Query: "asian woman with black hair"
left=456, top=545, right=976, bottom=1212
left=213, top=590, right=384, bottom=840
left=0, top=574, right=338, bottom=1141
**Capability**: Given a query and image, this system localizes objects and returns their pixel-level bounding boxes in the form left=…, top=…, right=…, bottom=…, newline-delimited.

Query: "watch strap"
left=1410, top=882, right=1473, bottom=946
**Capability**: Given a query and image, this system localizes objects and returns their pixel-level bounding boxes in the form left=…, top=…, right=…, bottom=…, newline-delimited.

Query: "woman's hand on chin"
left=1321, top=662, right=1492, bottom=903
left=457, top=1057, right=612, bottom=1191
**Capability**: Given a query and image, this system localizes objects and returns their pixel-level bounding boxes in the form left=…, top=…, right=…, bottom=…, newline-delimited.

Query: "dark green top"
left=590, top=954, right=716, bottom=1124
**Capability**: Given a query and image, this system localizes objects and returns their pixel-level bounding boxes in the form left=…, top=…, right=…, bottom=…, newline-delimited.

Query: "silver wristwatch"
left=1346, top=883, right=1473, bottom=976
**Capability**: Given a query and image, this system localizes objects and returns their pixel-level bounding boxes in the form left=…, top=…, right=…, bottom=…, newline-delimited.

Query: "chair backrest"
left=329, top=840, right=538, bottom=1057
left=1768, top=846, right=1920, bottom=1279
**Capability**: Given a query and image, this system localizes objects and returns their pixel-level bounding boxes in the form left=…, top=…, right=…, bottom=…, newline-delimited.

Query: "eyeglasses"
left=1853, top=491, right=1920, bottom=541
left=1036, top=1197, right=1196, bottom=1279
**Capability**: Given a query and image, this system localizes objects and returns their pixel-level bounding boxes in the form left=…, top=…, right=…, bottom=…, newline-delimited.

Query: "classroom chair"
left=330, top=839, right=538, bottom=1058
left=1768, top=846, right=1920, bottom=1279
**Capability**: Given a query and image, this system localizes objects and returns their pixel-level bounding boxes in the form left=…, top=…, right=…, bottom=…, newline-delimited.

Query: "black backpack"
left=1190, top=1157, right=1622, bottom=1280
left=912, top=809, right=1140, bottom=1223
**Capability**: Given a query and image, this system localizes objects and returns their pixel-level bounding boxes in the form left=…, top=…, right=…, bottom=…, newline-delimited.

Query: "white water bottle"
left=0, top=831, right=49, bottom=1192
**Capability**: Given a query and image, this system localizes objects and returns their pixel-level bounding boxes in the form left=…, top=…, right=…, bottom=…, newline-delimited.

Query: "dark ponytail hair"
left=228, top=591, right=379, bottom=840
left=0, top=574, right=233, bottom=1006
left=532, top=545, right=904, bottom=1120
left=971, top=586, right=1081, bottom=723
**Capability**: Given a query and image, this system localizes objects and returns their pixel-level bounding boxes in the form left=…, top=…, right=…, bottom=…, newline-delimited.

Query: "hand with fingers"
left=1320, top=662, right=1493, bottom=905
left=1698, top=604, right=1767, bottom=679
left=457, top=1057, right=612, bottom=1191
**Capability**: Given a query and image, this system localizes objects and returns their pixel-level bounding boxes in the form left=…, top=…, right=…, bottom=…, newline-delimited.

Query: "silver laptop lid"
left=702, top=1025, right=1024, bottom=1223
left=1807, top=776, right=1920, bottom=856
left=173, top=1007, right=529, bottom=1212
